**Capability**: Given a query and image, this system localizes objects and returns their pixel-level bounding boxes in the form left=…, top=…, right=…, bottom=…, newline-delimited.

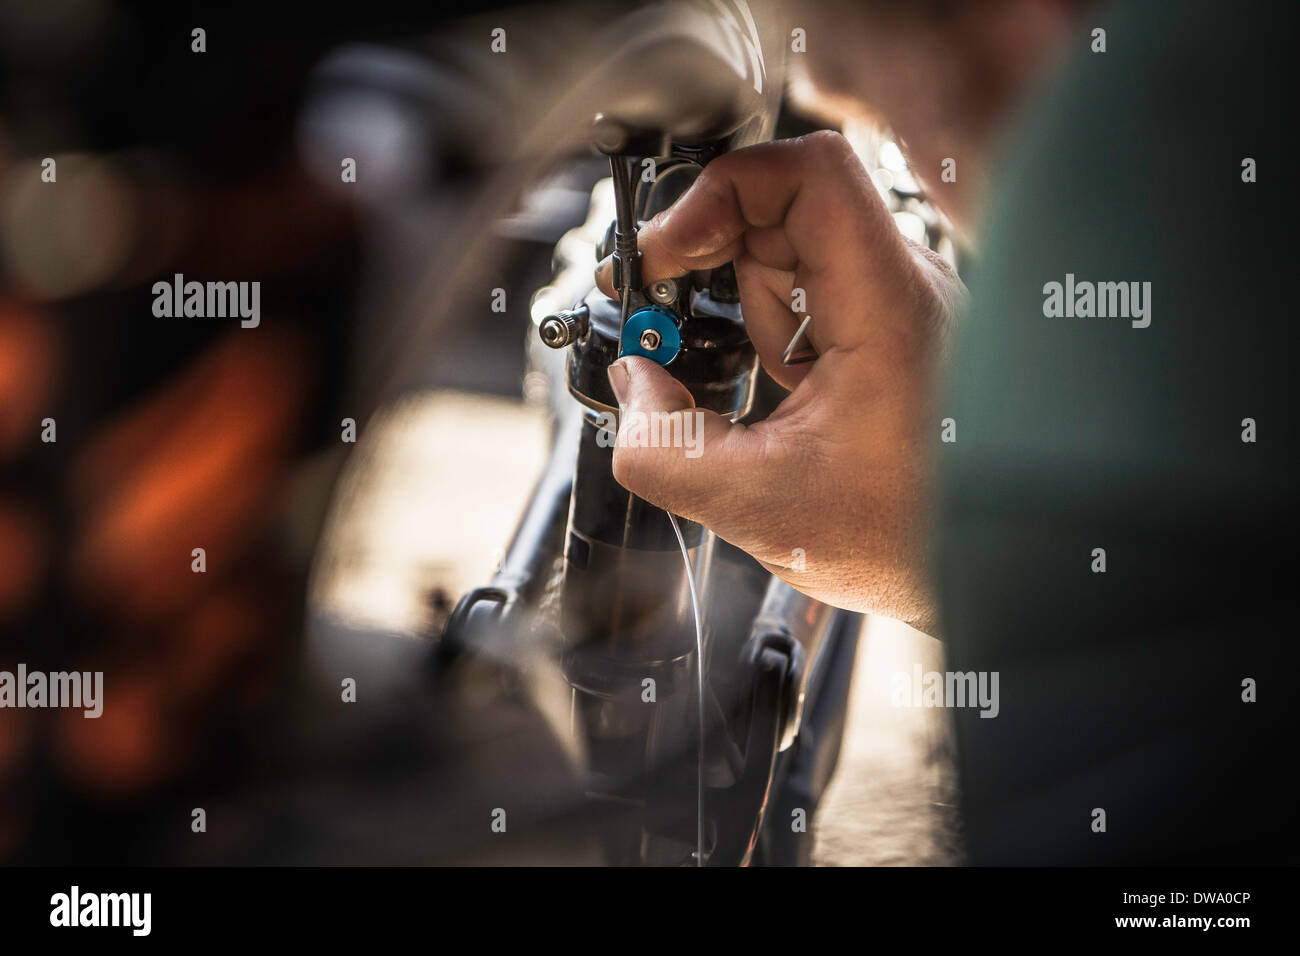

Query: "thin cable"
left=666, top=510, right=705, bottom=867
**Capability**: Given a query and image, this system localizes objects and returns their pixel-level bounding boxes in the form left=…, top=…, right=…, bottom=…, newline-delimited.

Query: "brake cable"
left=667, top=510, right=706, bottom=866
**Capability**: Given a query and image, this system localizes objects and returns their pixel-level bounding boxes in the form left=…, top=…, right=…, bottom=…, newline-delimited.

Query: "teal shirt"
left=937, top=0, right=1297, bottom=863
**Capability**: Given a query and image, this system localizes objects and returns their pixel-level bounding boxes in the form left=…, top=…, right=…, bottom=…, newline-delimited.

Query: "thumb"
left=605, top=356, right=747, bottom=518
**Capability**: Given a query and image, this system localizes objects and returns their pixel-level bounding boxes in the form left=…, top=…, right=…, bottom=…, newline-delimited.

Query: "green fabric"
left=936, top=0, right=1297, bottom=863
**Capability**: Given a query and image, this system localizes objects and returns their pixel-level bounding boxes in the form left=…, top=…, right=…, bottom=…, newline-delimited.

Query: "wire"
left=666, top=510, right=705, bottom=867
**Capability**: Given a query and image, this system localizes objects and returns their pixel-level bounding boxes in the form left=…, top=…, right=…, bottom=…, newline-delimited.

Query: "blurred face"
left=793, top=0, right=1081, bottom=229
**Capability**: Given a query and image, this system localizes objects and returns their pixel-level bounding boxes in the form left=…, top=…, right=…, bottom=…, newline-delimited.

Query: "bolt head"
left=647, top=279, right=678, bottom=305
left=591, top=115, right=627, bottom=154
left=540, top=316, right=569, bottom=348
left=639, top=329, right=662, bottom=351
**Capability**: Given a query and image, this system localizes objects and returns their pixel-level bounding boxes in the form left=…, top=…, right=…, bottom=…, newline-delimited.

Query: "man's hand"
left=597, top=131, right=964, bottom=635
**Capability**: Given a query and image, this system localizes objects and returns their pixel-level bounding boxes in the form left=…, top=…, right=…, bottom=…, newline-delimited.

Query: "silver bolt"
left=540, top=317, right=568, bottom=347
left=538, top=306, right=588, bottom=349
left=647, top=279, right=678, bottom=305
left=639, top=329, right=662, bottom=351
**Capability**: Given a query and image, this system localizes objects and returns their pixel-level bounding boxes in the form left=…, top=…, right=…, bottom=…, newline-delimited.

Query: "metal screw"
left=538, top=306, right=588, bottom=349
left=639, top=329, right=662, bottom=351
left=647, top=278, right=678, bottom=306
left=540, top=317, right=567, bottom=347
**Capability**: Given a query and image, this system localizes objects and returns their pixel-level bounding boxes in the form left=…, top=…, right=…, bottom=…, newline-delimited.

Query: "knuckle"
left=799, top=128, right=853, bottom=161
left=686, top=165, right=733, bottom=216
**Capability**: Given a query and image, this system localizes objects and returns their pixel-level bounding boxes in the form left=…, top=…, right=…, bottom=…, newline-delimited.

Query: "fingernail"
left=595, top=255, right=613, bottom=292
left=607, top=360, right=630, bottom=406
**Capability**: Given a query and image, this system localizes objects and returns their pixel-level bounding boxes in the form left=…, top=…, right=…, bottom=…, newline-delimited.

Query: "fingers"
left=597, top=131, right=910, bottom=356
left=606, top=357, right=768, bottom=522
left=596, top=136, right=837, bottom=294
left=638, top=132, right=865, bottom=275
left=742, top=225, right=798, bottom=271
left=651, top=132, right=898, bottom=309
left=595, top=249, right=812, bottom=390
left=731, top=254, right=811, bottom=391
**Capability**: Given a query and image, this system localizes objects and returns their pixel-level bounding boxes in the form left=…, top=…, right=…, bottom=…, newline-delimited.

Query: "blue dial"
left=620, top=306, right=682, bottom=365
